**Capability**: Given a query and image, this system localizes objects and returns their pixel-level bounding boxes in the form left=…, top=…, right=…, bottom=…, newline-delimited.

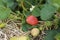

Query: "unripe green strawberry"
left=39, top=25, right=44, bottom=31
left=19, top=35, right=30, bottom=40
left=31, top=28, right=39, bottom=37
left=0, top=23, right=6, bottom=28
left=10, top=36, right=18, bottom=40
left=44, top=21, right=52, bottom=27
left=10, top=35, right=30, bottom=40
left=55, top=33, right=60, bottom=40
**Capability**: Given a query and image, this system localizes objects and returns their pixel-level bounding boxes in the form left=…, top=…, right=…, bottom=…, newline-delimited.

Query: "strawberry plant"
left=0, top=0, right=60, bottom=40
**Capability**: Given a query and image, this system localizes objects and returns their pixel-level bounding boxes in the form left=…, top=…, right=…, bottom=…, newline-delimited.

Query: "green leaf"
left=0, top=0, right=16, bottom=9
left=0, top=0, right=4, bottom=7
left=3, top=0, right=14, bottom=7
left=40, top=4, right=57, bottom=20
left=2, top=0, right=17, bottom=10
left=44, top=30, right=58, bottom=40
left=44, top=27, right=60, bottom=40
left=0, top=7, right=11, bottom=20
left=47, top=0, right=60, bottom=8
left=22, top=23, right=32, bottom=32
left=32, top=6, right=40, bottom=17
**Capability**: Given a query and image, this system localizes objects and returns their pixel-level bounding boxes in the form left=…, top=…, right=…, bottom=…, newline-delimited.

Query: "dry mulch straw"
left=0, top=19, right=45, bottom=40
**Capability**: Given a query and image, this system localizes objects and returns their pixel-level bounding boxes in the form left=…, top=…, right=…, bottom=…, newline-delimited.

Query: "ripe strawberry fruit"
left=26, top=15, right=38, bottom=25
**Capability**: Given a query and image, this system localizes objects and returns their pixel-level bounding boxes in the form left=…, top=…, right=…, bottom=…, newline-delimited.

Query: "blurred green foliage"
left=0, top=0, right=60, bottom=40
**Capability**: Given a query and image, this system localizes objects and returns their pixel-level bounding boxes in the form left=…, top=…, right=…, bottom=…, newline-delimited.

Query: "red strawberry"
left=26, top=15, right=38, bottom=25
